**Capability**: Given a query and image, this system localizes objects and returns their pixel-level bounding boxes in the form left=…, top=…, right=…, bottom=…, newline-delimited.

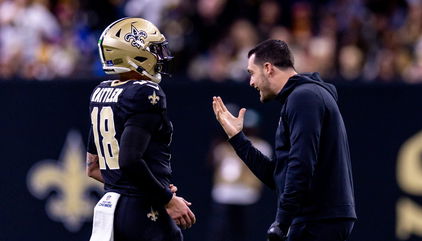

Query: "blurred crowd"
left=1, top=0, right=421, bottom=83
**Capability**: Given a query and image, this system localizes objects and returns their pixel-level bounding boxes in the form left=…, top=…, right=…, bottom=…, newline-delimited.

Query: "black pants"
left=113, top=195, right=183, bottom=241
left=287, top=219, right=355, bottom=241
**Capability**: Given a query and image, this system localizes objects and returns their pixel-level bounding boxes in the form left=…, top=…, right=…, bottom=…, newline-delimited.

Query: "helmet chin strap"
left=127, top=60, right=162, bottom=83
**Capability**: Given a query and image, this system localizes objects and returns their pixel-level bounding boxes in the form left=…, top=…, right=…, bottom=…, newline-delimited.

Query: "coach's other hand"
left=267, top=222, right=287, bottom=241
left=166, top=195, right=196, bottom=229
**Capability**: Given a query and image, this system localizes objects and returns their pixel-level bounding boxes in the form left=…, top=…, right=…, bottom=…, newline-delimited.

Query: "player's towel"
left=89, top=192, right=121, bottom=241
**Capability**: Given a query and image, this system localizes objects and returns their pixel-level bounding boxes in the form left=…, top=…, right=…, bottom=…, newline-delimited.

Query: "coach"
left=212, top=39, right=356, bottom=241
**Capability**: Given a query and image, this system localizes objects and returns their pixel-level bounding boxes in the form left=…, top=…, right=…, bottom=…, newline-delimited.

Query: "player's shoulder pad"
left=100, top=80, right=114, bottom=85
left=92, top=80, right=114, bottom=89
left=122, top=80, right=167, bottom=113
left=95, top=80, right=114, bottom=88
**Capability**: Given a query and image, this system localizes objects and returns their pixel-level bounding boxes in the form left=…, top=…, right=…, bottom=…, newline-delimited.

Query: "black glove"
left=267, top=221, right=287, bottom=241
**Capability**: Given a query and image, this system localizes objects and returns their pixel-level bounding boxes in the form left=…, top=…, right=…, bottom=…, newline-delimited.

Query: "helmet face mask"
left=149, top=41, right=173, bottom=61
left=98, top=18, right=173, bottom=83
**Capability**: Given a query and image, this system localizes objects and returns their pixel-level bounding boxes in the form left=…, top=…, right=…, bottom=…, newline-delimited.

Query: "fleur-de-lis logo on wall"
left=124, top=24, right=148, bottom=49
left=27, top=130, right=103, bottom=232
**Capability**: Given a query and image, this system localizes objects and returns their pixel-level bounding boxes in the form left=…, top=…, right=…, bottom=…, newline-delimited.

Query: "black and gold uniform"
left=88, top=79, right=181, bottom=240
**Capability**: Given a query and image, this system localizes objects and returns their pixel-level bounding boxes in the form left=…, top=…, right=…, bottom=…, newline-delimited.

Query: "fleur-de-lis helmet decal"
left=98, top=17, right=173, bottom=83
left=124, top=24, right=148, bottom=49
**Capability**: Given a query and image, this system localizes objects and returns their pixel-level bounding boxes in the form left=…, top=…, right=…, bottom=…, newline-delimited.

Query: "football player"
left=86, top=18, right=195, bottom=241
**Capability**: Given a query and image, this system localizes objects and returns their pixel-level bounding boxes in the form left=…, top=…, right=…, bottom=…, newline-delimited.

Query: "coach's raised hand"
left=212, top=96, right=246, bottom=139
left=166, top=195, right=196, bottom=229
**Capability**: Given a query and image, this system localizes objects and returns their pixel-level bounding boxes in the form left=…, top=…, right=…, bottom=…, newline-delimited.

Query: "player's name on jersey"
left=91, top=88, right=123, bottom=103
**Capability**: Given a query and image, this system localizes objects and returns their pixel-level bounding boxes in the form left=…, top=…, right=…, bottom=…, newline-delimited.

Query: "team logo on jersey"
left=147, top=207, right=159, bottom=221
left=124, top=24, right=148, bottom=49
left=148, top=91, right=160, bottom=105
left=27, top=130, right=103, bottom=232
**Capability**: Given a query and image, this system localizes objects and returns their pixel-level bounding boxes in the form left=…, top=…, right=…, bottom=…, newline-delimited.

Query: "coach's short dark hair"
left=248, top=39, right=294, bottom=69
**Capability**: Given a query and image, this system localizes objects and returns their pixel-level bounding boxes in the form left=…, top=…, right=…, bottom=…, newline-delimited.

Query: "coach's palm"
left=212, top=96, right=246, bottom=138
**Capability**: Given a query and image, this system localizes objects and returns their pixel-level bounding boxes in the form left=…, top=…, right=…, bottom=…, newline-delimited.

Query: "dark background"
left=1, top=79, right=422, bottom=241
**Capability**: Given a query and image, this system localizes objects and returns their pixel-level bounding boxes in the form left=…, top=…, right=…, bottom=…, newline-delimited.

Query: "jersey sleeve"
left=124, top=112, right=162, bottom=130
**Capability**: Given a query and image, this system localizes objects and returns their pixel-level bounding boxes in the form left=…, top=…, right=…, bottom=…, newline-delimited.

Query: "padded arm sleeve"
left=119, top=113, right=173, bottom=205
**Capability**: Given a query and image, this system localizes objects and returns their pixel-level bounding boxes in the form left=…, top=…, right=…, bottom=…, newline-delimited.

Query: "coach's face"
left=248, top=54, right=276, bottom=103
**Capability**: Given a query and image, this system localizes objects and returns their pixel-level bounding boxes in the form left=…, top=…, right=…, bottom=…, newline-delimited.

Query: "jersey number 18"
left=91, top=106, right=120, bottom=170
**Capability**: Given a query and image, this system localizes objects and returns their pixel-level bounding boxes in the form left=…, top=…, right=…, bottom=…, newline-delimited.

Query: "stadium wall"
left=1, top=79, right=422, bottom=241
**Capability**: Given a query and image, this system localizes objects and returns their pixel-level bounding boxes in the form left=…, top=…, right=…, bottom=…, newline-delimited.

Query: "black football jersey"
left=87, top=79, right=173, bottom=196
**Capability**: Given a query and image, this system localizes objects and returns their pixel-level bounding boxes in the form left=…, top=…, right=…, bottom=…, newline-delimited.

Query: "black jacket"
left=229, top=73, right=356, bottom=228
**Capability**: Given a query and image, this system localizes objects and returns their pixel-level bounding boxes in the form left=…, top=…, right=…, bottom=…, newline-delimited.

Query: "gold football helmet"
left=98, top=17, right=173, bottom=83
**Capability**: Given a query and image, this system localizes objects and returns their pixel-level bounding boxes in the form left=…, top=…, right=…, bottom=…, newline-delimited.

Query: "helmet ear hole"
left=135, top=56, right=147, bottom=62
